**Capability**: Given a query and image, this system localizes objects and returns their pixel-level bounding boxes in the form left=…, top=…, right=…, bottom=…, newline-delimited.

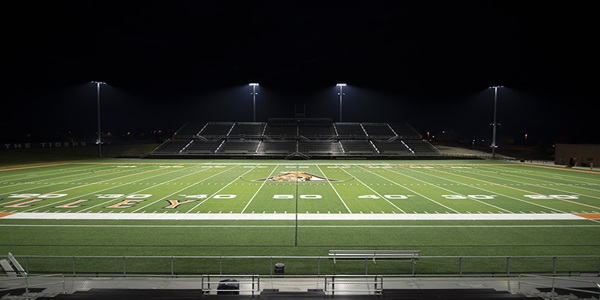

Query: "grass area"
left=0, top=158, right=599, bottom=275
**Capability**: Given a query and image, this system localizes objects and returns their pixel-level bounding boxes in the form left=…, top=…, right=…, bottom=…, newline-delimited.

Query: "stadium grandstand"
left=148, top=118, right=442, bottom=159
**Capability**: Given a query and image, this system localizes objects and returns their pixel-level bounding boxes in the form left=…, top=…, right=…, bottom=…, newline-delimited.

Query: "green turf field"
left=1, top=159, right=599, bottom=275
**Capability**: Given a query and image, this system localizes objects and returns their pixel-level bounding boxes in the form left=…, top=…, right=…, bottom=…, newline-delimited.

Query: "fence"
left=12, top=255, right=600, bottom=277
left=517, top=274, right=600, bottom=300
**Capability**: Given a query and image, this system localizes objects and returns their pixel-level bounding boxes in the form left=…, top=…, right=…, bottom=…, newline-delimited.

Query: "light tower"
left=249, top=83, right=259, bottom=122
left=92, top=81, right=106, bottom=157
left=489, top=85, right=503, bottom=159
left=336, top=83, right=346, bottom=122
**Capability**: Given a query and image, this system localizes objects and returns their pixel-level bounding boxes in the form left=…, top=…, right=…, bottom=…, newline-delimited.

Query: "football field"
left=1, top=159, right=599, bottom=274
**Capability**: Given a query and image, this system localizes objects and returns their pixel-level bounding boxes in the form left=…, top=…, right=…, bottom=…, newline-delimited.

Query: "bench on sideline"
left=329, top=250, right=420, bottom=263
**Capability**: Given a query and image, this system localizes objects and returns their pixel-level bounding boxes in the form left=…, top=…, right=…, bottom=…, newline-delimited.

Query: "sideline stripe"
left=575, top=213, right=600, bottom=220
left=0, top=163, right=68, bottom=172
left=0, top=212, right=586, bottom=221
left=0, top=212, right=14, bottom=218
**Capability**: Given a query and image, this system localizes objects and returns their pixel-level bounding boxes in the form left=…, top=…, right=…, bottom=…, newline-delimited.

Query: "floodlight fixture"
left=488, top=85, right=503, bottom=159
left=337, top=83, right=347, bottom=122
left=92, top=81, right=106, bottom=157
left=249, top=83, right=259, bottom=122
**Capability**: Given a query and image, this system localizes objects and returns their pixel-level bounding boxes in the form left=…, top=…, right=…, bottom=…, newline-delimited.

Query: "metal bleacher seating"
left=149, top=118, right=441, bottom=159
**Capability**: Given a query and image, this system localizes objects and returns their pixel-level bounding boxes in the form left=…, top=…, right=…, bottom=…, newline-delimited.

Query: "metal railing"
left=12, top=254, right=600, bottom=277
left=0, top=274, right=65, bottom=300
left=517, top=274, right=600, bottom=300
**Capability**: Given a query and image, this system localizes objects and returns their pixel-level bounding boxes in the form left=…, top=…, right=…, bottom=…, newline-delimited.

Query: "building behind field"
left=554, top=144, right=600, bottom=167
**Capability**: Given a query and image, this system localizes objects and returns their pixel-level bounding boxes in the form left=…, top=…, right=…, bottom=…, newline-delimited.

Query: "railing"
left=0, top=274, right=65, bottom=300
left=13, top=255, right=600, bottom=277
left=517, top=274, right=600, bottom=300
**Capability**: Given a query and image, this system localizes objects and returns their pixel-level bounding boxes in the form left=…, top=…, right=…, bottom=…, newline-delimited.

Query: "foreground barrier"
left=11, top=254, right=600, bottom=277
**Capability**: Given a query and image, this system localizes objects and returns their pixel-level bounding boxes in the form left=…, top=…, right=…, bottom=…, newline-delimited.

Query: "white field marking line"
left=506, top=165, right=600, bottom=185
left=337, top=165, right=406, bottom=213
left=458, top=168, right=600, bottom=214
left=412, top=169, right=566, bottom=213
left=359, top=166, right=460, bottom=213
left=316, top=165, right=352, bottom=213
left=0, top=163, right=99, bottom=187
left=130, top=165, right=237, bottom=213
left=184, top=165, right=258, bottom=213
left=0, top=212, right=587, bottom=221
left=430, top=168, right=600, bottom=212
left=241, top=164, right=279, bottom=213
left=516, top=164, right=600, bottom=182
left=470, top=167, right=600, bottom=200
left=0, top=165, right=154, bottom=206
left=16, top=166, right=178, bottom=212
left=2, top=223, right=599, bottom=229
left=402, top=167, right=514, bottom=213
left=31, top=166, right=189, bottom=212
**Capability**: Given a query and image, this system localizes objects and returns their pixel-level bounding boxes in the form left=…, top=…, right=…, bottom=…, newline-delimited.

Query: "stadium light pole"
left=337, top=83, right=346, bottom=122
left=489, top=85, right=503, bottom=159
left=92, top=81, right=106, bottom=157
left=249, top=83, right=259, bottom=122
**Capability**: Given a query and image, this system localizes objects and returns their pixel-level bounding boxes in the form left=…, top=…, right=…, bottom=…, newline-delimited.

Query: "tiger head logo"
left=258, top=171, right=335, bottom=182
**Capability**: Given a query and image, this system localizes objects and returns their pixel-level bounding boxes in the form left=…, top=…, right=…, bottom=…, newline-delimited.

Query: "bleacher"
left=148, top=118, right=443, bottom=159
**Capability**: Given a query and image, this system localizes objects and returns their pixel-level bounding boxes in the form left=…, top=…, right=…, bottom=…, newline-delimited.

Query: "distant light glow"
left=336, top=83, right=347, bottom=87
left=249, top=83, right=259, bottom=86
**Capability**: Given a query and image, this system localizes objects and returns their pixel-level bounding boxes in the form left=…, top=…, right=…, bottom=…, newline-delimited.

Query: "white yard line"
left=240, top=164, right=279, bottom=213
left=184, top=166, right=257, bottom=213
left=337, top=166, right=406, bottom=213
left=0, top=212, right=587, bottom=221
left=359, top=165, right=460, bottom=213
left=316, top=165, right=352, bottom=213
left=131, top=165, right=236, bottom=213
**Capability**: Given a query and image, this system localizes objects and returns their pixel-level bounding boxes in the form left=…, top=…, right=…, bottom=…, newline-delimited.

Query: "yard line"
left=520, top=165, right=600, bottom=185
left=470, top=167, right=600, bottom=199
left=315, top=165, right=352, bottom=213
left=0, top=163, right=94, bottom=184
left=337, top=166, right=406, bottom=213
left=0, top=162, right=69, bottom=172
left=130, top=165, right=239, bottom=212
left=402, top=169, right=556, bottom=213
left=184, top=166, right=258, bottom=213
left=0, top=165, right=147, bottom=198
left=241, top=164, right=279, bottom=213
left=80, top=165, right=223, bottom=212
left=430, top=168, right=600, bottom=212
left=7, top=166, right=176, bottom=211
left=359, top=166, right=461, bottom=213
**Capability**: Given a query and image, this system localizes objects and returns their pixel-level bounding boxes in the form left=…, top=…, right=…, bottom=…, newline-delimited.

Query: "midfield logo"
left=257, top=171, right=337, bottom=182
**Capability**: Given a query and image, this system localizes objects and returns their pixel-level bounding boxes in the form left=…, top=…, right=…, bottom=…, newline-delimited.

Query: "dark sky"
left=2, top=0, right=598, bottom=146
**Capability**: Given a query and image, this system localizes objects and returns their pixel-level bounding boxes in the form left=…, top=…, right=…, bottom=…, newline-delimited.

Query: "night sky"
left=2, top=0, right=598, bottom=146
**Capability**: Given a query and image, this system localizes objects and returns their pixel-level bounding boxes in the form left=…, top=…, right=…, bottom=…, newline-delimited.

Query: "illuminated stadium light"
left=488, top=85, right=503, bottom=159
left=92, top=81, right=106, bottom=157
left=249, top=83, right=259, bottom=122
left=336, top=83, right=347, bottom=122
